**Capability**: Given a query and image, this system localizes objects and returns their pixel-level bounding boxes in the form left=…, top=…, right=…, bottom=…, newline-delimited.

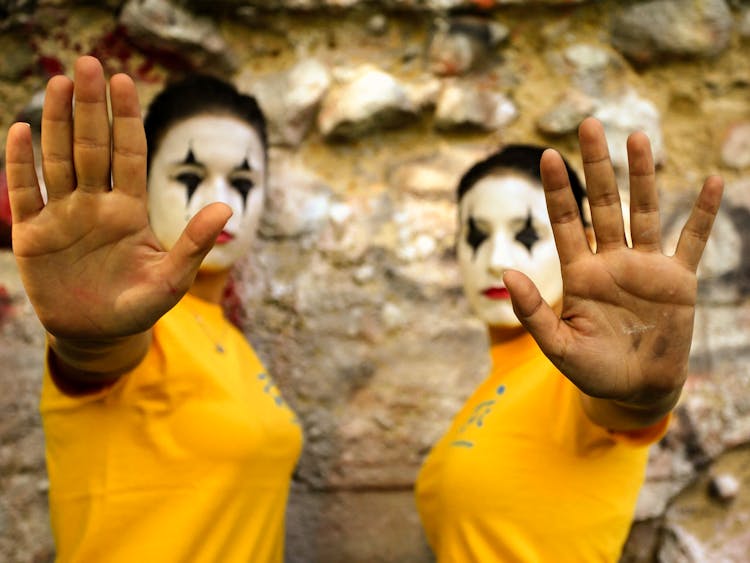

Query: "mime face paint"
left=457, top=173, right=562, bottom=328
left=148, top=114, right=266, bottom=271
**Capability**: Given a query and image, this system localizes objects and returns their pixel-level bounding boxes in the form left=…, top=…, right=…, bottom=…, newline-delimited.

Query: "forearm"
left=48, top=330, right=152, bottom=385
left=579, top=387, right=681, bottom=432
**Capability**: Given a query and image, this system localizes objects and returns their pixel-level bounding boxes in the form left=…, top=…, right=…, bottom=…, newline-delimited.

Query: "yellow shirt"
left=415, top=333, right=668, bottom=563
left=40, top=293, right=303, bottom=563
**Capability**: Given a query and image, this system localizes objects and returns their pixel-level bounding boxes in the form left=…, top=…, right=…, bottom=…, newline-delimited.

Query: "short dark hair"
left=144, top=74, right=268, bottom=171
left=457, top=144, right=586, bottom=214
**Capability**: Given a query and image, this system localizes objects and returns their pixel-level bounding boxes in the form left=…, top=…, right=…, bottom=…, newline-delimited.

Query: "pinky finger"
left=673, top=175, right=724, bottom=271
left=5, top=123, right=44, bottom=223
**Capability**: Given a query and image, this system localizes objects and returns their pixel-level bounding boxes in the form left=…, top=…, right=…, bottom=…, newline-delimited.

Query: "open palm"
left=6, top=56, right=230, bottom=340
left=506, top=118, right=723, bottom=411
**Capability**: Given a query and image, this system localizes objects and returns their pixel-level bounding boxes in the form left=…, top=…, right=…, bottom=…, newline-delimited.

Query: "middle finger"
left=578, top=117, right=625, bottom=251
left=72, top=56, right=111, bottom=193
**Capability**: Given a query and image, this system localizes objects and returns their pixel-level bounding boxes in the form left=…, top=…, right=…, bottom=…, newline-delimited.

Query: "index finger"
left=540, top=148, right=591, bottom=266
left=673, top=175, right=724, bottom=271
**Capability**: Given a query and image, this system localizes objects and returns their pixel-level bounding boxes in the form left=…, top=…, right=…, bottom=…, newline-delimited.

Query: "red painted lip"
left=482, top=286, right=510, bottom=300
left=216, top=231, right=235, bottom=244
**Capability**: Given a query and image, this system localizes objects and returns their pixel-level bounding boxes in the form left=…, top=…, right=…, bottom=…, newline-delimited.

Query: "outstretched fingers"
left=41, top=75, right=75, bottom=200
left=6, top=123, right=44, bottom=223
left=579, top=118, right=626, bottom=251
left=110, top=73, right=147, bottom=199
left=627, top=131, right=661, bottom=251
left=673, top=175, right=724, bottom=272
left=72, top=56, right=111, bottom=193
left=540, top=148, right=591, bottom=267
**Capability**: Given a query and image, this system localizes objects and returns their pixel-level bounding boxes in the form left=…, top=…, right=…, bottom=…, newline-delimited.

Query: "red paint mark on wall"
left=38, top=55, right=65, bottom=77
left=89, top=26, right=163, bottom=83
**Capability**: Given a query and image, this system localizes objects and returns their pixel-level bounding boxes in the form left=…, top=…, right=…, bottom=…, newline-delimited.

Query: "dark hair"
left=457, top=144, right=586, bottom=214
left=144, top=74, right=268, bottom=171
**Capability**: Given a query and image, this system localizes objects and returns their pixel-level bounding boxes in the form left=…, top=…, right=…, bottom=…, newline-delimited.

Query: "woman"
left=6, top=56, right=301, bottom=562
left=415, top=122, right=723, bottom=561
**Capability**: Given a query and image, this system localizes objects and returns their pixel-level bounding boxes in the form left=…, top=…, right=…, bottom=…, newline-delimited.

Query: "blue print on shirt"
left=258, top=373, right=300, bottom=425
left=450, top=384, right=506, bottom=448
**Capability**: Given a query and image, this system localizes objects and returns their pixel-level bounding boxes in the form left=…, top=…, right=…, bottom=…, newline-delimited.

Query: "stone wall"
left=2, top=1, right=750, bottom=561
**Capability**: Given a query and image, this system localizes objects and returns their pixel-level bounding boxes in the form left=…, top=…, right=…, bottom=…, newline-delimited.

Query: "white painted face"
left=148, top=114, right=266, bottom=271
left=457, top=173, right=562, bottom=327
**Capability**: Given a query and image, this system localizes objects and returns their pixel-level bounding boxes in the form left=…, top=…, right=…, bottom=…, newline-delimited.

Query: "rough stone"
left=428, top=16, right=508, bottom=77
left=386, top=145, right=486, bottom=200
left=434, top=79, right=517, bottom=132
left=392, top=198, right=456, bottom=262
left=708, top=472, right=741, bottom=501
left=592, top=89, right=664, bottom=170
left=120, top=0, right=237, bottom=73
left=740, top=7, right=750, bottom=38
left=536, top=90, right=596, bottom=136
left=0, top=33, right=36, bottom=79
left=611, top=0, right=733, bottom=64
left=181, top=0, right=589, bottom=9
left=404, top=75, right=442, bottom=111
left=0, top=251, right=50, bottom=563
left=721, top=121, right=750, bottom=170
left=318, top=66, right=417, bottom=140
left=260, top=151, right=333, bottom=238
left=285, top=488, right=432, bottom=563
left=661, top=446, right=750, bottom=562
left=245, top=59, right=331, bottom=147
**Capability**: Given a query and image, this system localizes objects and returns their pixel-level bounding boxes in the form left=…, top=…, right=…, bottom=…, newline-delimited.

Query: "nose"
left=487, top=233, right=514, bottom=277
left=205, top=175, right=232, bottom=205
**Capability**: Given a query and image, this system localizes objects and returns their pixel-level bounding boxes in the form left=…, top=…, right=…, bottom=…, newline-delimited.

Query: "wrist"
left=612, top=387, right=682, bottom=417
left=48, top=331, right=152, bottom=384
left=580, top=387, right=682, bottom=432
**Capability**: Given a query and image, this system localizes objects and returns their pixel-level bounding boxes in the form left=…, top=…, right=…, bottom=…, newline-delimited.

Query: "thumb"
left=167, top=202, right=233, bottom=288
left=503, top=269, right=562, bottom=355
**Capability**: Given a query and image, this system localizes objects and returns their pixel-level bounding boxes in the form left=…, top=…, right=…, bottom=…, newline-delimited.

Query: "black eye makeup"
left=174, top=170, right=204, bottom=202
left=170, top=148, right=258, bottom=208
left=229, top=157, right=256, bottom=206
left=515, top=212, right=540, bottom=252
left=230, top=177, right=254, bottom=203
left=466, top=215, right=489, bottom=258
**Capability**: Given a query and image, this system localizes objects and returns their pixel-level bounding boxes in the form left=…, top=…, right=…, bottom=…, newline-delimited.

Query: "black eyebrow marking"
left=237, top=157, right=252, bottom=172
left=182, top=147, right=197, bottom=166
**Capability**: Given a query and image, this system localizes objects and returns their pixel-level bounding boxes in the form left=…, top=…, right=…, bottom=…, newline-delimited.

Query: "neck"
left=189, top=269, right=231, bottom=304
left=487, top=324, right=527, bottom=346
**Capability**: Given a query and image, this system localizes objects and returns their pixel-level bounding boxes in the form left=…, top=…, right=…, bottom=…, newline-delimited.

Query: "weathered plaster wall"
left=2, top=1, right=750, bottom=561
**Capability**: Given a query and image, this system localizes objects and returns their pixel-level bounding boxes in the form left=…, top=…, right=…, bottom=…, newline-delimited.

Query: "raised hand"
left=504, top=117, right=723, bottom=429
left=6, top=57, right=230, bottom=370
